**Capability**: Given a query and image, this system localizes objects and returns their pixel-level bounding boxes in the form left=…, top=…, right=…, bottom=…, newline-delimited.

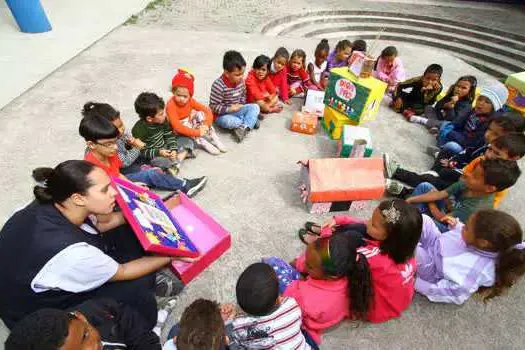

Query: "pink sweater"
left=374, top=57, right=406, bottom=91
left=285, top=215, right=416, bottom=344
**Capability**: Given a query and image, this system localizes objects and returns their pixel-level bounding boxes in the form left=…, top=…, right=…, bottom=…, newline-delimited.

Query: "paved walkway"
left=1, top=1, right=524, bottom=348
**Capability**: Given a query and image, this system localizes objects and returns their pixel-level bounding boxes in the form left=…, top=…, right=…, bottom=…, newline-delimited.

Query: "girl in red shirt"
left=269, top=47, right=291, bottom=104
left=245, top=55, right=283, bottom=114
left=288, top=49, right=312, bottom=98
left=270, top=200, right=422, bottom=345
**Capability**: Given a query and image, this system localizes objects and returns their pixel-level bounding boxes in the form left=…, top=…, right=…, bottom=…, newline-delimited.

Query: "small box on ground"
left=338, top=125, right=373, bottom=157
left=291, top=111, right=318, bottom=135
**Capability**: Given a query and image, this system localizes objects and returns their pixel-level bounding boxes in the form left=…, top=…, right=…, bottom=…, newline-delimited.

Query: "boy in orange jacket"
left=167, top=69, right=227, bottom=155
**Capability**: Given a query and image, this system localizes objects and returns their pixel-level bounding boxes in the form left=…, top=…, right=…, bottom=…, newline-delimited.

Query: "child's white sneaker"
left=209, top=128, right=227, bottom=152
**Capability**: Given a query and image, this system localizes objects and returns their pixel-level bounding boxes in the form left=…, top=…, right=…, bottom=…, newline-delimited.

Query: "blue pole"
left=5, top=0, right=52, bottom=33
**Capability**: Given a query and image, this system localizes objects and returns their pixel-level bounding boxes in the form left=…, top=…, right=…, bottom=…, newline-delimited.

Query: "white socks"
left=409, top=115, right=428, bottom=125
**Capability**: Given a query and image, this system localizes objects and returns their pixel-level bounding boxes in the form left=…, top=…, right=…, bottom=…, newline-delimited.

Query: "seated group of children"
left=6, top=39, right=525, bottom=350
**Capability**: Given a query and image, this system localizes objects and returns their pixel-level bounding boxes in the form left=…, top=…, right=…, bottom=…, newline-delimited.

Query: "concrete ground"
left=1, top=25, right=524, bottom=349
left=1, top=1, right=525, bottom=349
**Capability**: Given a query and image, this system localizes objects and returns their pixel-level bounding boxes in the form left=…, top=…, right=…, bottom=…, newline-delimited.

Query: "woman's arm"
left=110, top=256, right=172, bottom=281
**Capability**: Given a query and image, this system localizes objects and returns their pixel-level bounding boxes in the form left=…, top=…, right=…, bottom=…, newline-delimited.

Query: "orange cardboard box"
left=308, top=157, right=385, bottom=202
left=291, top=112, right=318, bottom=135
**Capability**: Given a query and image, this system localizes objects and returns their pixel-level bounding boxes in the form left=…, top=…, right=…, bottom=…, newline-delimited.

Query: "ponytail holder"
left=381, top=202, right=401, bottom=224
left=318, top=238, right=338, bottom=275
left=35, top=180, right=48, bottom=189
left=513, top=241, right=525, bottom=250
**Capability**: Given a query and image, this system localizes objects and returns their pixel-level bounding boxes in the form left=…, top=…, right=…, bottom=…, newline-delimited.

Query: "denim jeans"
left=126, top=169, right=185, bottom=191
left=411, top=182, right=448, bottom=232
left=215, top=104, right=260, bottom=129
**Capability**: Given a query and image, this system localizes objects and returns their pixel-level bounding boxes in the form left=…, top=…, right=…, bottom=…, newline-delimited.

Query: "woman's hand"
left=322, top=217, right=336, bottom=229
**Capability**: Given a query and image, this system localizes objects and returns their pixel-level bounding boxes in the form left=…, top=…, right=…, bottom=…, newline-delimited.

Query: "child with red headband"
left=264, top=200, right=422, bottom=346
left=167, top=69, right=227, bottom=155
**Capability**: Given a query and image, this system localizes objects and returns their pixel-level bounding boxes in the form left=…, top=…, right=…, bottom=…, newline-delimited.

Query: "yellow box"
left=324, top=67, right=387, bottom=124
left=322, top=106, right=358, bottom=140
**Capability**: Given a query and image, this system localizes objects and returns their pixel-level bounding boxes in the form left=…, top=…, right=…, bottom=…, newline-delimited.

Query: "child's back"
left=230, top=263, right=311, bottom=349
left=229, top=296, right=308, bottom=349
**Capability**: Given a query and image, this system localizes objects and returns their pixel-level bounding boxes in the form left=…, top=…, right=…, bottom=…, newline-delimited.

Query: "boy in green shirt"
left=132, top=92, right=195, bottom=175
left=406, top=158, right=520, bottom=232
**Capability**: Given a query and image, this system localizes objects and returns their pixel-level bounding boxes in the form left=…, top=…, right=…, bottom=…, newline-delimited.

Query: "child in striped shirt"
left=132, top=92, right=195, bottom=175
left=225, top=263, right=313, bottom=350
left=416, top=210, right=525, bottom=304
left=209, top=50, right=261, bottom=143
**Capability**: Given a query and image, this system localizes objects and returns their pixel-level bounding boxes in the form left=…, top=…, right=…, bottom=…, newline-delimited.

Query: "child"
left=245, top=55, right=283, bottom=113
left=163, top=299, right=227, bottom=350
left=279, top=200, right=422, bottom=345
left=5, top=298, right=162, bottom=350
left=80, top=115, right=208, bottom=196
left=287, top=49, right=311, bottom=98
left=436, top=82, right=509, bottom=156
left=226, top=263, right=312, bottom=349
left=416, top=75, right=477, bottom=133
left=392, top=63, right=443, bottom=118
left=352, top=39, right=367, bottom=53
left=374, top=46, right=406, bottom=94
left=132, top=92, right=195, bottom=174
left=167, top=69, right=227, bottom=155
left=326, top=39, right=352, bottom=71
left=307, top=39, right=330, bottom=90
left=82, top=101, right=145, bottom=174
left=386, top=133, right=525, bottom=208
left=209, top=50, right=260, bottom=143
left=269, top=47, right=291, bottom=104
left=416, top=210, right=525, bottom=304
left=406, top=159, right=521, bottom=232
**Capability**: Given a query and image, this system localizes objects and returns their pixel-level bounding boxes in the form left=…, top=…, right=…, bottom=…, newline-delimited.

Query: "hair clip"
left=35, top=180, right=48, bottom=189
left=513, top=241, right=525, bottom=250
left=318, top=238, right=338, bottom=275
left=381, top=202, right=400, bottom=224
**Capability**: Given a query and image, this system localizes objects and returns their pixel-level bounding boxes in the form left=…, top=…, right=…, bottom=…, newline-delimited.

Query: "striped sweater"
left=209, top=75, right=247, bottom=116
left=131, top=119, right=178, bottom=160
left=228, top=297, right=310, bottom=350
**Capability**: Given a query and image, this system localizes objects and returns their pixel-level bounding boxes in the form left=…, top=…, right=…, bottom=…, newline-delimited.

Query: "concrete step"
left=260, top=10, right=525, bottom=78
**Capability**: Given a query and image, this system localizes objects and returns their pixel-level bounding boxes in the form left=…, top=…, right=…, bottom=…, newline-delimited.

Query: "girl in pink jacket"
left=374, top=46, right=406, bottom=94
left=267, top=200, right=422, bottom=345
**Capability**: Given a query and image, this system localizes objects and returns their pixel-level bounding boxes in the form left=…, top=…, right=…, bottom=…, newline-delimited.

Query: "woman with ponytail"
left=0, top=160, right=191, bottom=330
left=266, top=199, right=422, bottom=345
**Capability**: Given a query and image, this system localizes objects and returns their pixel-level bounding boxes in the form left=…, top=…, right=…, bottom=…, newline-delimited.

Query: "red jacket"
left=245, top=70, right=277, bottom=103
left=287, top=215, right=416, bottom=343
left=269, top=66, right=289, bottom=102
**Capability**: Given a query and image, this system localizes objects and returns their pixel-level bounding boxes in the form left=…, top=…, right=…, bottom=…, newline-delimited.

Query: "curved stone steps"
left=261, top=10, right=525, bottom=79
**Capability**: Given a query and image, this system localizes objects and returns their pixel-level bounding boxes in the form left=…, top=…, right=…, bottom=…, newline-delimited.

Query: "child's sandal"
left=298, top=228, right=320, bottom=245
left=304, top=221, right=321, bottom=232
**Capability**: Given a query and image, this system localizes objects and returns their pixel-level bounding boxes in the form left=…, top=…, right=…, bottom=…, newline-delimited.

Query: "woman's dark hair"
left=81, top=101, right=120, bottom=121
left=491, top=111, right=525, bottom=133
left=5, top=308, right=72, bottom=350
left=32, top=160, right=96, bottom=204
left=380, top=46, right=398, bottom=58
left=273, top=47, right=290, bottom=61
left=378, top=199, right=423, bottom=264
left=492, top=133, right=525, bottom=158
left=177, top=299, right=225, bottom=350
left=471, top=210, right=525, bottom=300
left=236, top=263, right=279, bottom=316
left=335, top=39, right=352, bottom=52
left=443, top=75, right=477, bottom=103
left=252, top=55, right=271, bottom=70
left=79, top=115, right=120, bottom=142
left=315, top=39, right=330, bottom=55
left=290, top=49, right=307, bottom=68
left=352, top=39, right=367, bottom=52
left=319, top=231, right=373, bottom=319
